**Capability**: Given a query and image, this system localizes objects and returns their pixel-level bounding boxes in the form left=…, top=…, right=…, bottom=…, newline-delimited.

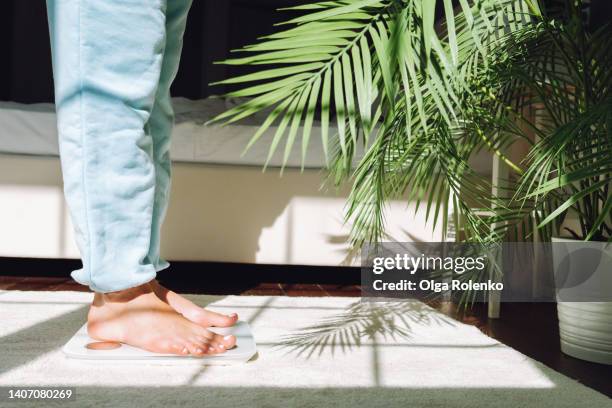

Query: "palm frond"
left=211, top=0, right=609, bottom=249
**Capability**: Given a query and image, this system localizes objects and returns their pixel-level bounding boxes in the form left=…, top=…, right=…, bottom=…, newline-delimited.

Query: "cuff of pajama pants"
left=154, top=259, right=170, bottom=273
left=71, top=267, right=158, bottom=293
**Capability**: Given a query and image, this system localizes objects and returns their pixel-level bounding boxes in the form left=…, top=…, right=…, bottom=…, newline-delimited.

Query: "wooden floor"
left=1, top=273, right=610, bottom=399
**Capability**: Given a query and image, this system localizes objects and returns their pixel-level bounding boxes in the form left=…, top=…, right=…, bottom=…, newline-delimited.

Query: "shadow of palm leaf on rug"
left=276, top=301, right=454, bottom=358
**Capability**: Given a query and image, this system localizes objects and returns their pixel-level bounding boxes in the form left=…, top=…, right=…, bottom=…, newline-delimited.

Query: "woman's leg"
left=147, top=0, right=192, bottom=274
left=146, top=0, right=238, bottom=327
left=46, top=0, right=235, bottom=354
left=47, top=0, right=166, bottom=293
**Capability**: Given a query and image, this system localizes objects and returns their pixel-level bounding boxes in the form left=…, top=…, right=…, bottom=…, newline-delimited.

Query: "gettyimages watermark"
left=361, top=242, right=612, bottom=302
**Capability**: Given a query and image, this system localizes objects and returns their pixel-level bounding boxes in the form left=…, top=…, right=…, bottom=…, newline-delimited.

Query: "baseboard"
left=0, top=257, right=361, bottom=292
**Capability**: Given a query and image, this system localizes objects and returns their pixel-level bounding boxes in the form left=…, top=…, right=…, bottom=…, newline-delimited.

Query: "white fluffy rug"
left=0, top=291, right=610, bottom=407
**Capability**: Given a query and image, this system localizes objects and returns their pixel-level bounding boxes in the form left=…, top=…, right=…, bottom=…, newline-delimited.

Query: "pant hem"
left=71, top=268, right=158, bottom=294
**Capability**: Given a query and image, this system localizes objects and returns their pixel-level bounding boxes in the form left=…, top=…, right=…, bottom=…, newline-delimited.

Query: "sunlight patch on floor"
left=0, top=290, right=89, bottom=338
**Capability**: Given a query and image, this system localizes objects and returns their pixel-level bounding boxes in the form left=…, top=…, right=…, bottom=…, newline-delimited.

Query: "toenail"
left=219, top=344, right=225, bottom=349
left=223, top=335, right=233, bottom=341
left=196, top=348, right=203, bottom=354
left=230, top=313, right=238, bottom=318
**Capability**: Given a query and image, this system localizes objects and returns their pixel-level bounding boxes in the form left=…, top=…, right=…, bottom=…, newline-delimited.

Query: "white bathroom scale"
left=62, top=321, right=257, bottom=365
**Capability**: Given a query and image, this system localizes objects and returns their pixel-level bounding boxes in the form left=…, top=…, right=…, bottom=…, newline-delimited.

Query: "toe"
left=190, top=309, right=238, bottom=328
left=192, top=336, right=211, bottom=354
left=185, top=342, right=205, bottom=357
left=214, top=333, right=236, bottom=350
left=153, top=340, right=188, bottom=356
left=162, top=288, right=238, bottom=328
left=173, top=344, right=189, bottom=355
left=209, top=311, right=238, bottom=327
left=206, top=344, right=225, bottom=355
left=192, top=328, right=236, bottom=353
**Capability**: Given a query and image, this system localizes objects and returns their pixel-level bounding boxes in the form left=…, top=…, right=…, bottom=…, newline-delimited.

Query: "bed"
left=0, top=97, right=356, bottom=169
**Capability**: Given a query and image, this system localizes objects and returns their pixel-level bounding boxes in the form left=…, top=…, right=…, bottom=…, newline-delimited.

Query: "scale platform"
left=63, top=321, right=257, bottom=365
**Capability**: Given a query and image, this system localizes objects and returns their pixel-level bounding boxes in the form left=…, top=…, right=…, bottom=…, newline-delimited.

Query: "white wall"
left=0, top=154, right=443, bottom=266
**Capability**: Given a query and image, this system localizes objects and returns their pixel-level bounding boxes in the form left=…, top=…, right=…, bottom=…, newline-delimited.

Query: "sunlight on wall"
left=0, top=184, right=77, bottom=258
left=256, top=197, right=443, bottom=266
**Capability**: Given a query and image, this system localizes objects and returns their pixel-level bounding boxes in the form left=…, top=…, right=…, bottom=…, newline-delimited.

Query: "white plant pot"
left=552, top=237, right=612, bottom=365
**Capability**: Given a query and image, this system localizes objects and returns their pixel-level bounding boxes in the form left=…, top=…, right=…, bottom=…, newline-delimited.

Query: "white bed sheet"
left=0, top=97, right=357, bottom=168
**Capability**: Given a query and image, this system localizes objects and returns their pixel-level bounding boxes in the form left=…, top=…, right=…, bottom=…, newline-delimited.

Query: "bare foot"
left=150, top=280, right=238, bottom=328
left=88, top=284, right=236, bottom=356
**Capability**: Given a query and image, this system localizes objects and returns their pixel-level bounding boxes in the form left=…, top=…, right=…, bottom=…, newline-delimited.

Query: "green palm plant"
left=211, top=0, right=611, bottom=246
left=492, top=0, right=612, bottom=242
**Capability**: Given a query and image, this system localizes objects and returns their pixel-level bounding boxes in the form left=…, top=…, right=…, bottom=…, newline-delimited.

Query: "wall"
left=0, top=154, right=444, bottom=266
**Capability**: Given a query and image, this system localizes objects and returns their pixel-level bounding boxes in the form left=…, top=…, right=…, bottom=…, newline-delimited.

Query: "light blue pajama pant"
left=46, top=0, right=193, bottom=293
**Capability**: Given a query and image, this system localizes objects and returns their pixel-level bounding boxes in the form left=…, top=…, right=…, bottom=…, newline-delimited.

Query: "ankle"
left=100, top=282, right=154, bottom=304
